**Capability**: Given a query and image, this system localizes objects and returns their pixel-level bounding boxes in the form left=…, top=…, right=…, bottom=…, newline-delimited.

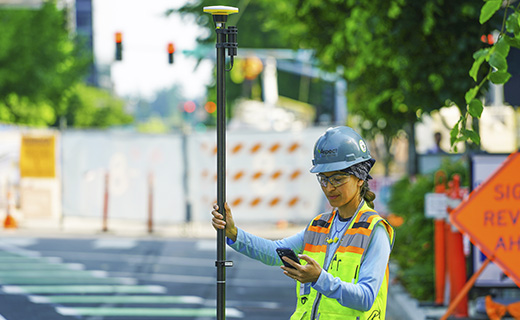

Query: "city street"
left=0, top=236, right=400, bottom=320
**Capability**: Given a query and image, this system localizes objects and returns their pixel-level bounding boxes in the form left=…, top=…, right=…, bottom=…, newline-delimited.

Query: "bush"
left=388, top=157, right=468, bottom=301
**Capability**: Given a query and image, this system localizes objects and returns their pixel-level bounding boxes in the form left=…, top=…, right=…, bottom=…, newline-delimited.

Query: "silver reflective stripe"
left=310, top=290, right=322, bottom=319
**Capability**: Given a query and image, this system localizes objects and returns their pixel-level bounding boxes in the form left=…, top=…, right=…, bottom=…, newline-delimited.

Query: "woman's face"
left=318, top=171, right=363, bottom=211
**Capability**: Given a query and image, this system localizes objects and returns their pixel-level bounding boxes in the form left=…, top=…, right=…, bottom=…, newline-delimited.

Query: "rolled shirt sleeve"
left=227, top=228, right=306, bottom=266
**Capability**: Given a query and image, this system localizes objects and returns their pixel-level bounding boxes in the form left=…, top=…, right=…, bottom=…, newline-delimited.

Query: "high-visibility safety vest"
left=290, top=203, right=395, bottom=320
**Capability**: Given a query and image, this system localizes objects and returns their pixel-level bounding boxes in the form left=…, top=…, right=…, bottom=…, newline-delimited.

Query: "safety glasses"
left=316, top=173, right=351, bottom=188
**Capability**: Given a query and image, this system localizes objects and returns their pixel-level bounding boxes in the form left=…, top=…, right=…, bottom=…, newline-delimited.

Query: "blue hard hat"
left=310, top=126, right=374, bottom=173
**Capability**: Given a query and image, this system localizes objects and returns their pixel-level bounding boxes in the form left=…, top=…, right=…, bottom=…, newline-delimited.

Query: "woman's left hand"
left=281, top=254, right=322, bottom=283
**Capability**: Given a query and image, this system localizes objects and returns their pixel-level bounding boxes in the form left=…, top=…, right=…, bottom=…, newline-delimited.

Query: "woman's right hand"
left=211, top=202, right=238, bottom=242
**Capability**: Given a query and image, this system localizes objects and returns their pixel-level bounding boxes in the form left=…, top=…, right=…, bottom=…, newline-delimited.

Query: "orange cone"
left=3, top=190, right=17, bottom=229
left=485, top=295, right=507, bottom=320
left=3, top=213, right=17, bottom=229
left=507, top=301, right=520, bottom=319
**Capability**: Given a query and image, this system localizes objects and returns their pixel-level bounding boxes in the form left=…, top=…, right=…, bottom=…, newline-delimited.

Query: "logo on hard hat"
left=318, top=148, right=338, bottom=157
left=359, top=140, right=367, bottom=153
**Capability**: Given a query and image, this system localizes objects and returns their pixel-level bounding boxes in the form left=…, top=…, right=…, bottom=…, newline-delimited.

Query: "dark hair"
left=360, top=180, right=376, bottom=209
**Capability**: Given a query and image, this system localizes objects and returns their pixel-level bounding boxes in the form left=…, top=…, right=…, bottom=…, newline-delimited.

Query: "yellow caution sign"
left=20, top=135, right=56, bottom=178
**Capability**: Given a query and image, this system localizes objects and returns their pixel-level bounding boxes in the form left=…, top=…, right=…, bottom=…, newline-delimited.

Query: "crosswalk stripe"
left=0, top=277, right=135, bottom=285
left=2, top=285, right=166, bottom=294
left=0, top=263, right=84, bottom=270
left=56, top=307, right=243, bottom=318
left=0, top=256, right=62, bottom=263
left=29, top=295, right=205, bottom=304
left=0, top=270, right=107, bottom=277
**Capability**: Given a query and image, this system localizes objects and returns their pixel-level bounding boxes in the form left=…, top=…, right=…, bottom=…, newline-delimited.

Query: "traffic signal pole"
left=203, top=6, right=238, bottom=320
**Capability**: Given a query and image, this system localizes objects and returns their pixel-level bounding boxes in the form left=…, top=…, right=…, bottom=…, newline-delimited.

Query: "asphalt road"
left=0, top=236, right=398, bottom=320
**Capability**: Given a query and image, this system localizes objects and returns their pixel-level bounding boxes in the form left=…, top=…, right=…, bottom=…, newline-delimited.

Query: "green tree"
left=451, top=1, right=520, bottom=149
left=64, top=84, right=133, bottom=128
left=0, top=1, right=90, bottom=126
left=175, top=0, right=499, bottom=175
left=387, top=158, right=468, bottom=301
left=0, top=1, right=133, bottom=129
left=261, top=0, right=498, bottom=175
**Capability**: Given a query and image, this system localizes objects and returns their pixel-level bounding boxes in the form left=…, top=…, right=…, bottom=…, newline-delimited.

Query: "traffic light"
left=480, top=34, right=495, bottom=44
left=115, top=32, right=123, bottom=61
left=168, top=42, right=175, bottom=64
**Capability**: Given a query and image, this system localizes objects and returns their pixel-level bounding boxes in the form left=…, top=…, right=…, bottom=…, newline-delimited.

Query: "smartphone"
left=276, top=247, right=301, bottom=269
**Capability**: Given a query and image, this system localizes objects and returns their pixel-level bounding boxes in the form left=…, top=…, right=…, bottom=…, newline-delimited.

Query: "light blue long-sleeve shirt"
left=226, top=215, right=391, bottom=311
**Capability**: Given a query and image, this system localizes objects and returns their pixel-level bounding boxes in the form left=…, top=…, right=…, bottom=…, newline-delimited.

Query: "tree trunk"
left=405, top=119, right=418, bottom=177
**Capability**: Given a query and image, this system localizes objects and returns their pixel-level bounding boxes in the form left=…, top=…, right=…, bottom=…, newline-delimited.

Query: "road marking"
left=29, top=295, right=205, bottom=304
left=27, top=295, right=282, bottom=310
left=40, top=250, right=215, bottom=267
left=2, top=285, right=166, bottom=294
left=0, top=256, right=62, bottom=263
left=0, top=276, right=135, bottom=285
left=0, top=270, right=107, bottom=277
left=108, top=271, right=290, bottom=287
left=0, top=263, right=84, bottom=270
left=0, top=251, right=35, bottom=257
left=56, top=307, right=243, bottom=318
left=93, top=239, right=137, bottom=249
left=0, top=238, right=37, bottom=247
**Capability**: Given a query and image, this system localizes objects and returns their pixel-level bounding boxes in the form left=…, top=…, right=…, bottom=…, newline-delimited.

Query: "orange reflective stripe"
left=304, top=243, right=327, bottom=253
left=308, top=225, right=330, bottom=233
left=346, top=227, right=371, bottom=236
left=367, top=215, right=378, bottom=225
left=354, top=208, right=375, bottom=223
left=336, top=246, right=364, bottom=254
left=384, top=222, right=394, bottom=238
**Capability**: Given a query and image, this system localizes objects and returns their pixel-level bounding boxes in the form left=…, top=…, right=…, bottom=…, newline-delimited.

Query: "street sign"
left=451, top=152, right=520, bottom=287
left=425, top=193, right=448, bottom=219
left=20, top=135, right=56, bottom=178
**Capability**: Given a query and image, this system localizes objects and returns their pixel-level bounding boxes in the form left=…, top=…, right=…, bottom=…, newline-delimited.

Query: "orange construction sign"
left=451, top=152, right=520, bottom=287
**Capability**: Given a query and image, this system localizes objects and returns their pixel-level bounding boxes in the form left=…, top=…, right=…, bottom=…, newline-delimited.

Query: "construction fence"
left=0, top=126, right=396, bottom=230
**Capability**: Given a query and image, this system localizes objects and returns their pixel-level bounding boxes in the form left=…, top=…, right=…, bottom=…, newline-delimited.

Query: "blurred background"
left=0, top=0, right=519, bottom=319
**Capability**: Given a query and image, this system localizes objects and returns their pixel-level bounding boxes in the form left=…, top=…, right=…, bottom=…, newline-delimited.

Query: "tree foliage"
left=0, top=2, right=132, bottom=128
left=177, top=0, right=499, bottom=174
left=0, top=2, right=86, bottom=125
left=451, top=0, right=520, bottom=150
left=261, top=0, right=498, bottom=174
left=387, top=158, right=468, bottom=301
left=64, top=84, right=133, bottom=128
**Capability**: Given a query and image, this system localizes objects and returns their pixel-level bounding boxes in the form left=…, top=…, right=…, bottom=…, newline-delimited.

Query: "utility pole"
left=203, top=6, right=238, bottom=320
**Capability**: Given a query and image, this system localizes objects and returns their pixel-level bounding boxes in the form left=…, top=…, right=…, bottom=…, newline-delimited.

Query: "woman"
left=212, top=126, right=395, bottom=320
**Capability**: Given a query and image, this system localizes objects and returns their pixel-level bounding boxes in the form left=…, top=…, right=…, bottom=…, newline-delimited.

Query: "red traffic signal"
left=168, top=42, right=175, bottom=64
left=115, top=32, right=123, bottom=61
left=481, top=34, right=495, bottom=45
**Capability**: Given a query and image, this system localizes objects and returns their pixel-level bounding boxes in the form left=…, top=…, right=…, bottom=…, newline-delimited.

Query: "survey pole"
left=203, top=6, right=238, bottom=320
